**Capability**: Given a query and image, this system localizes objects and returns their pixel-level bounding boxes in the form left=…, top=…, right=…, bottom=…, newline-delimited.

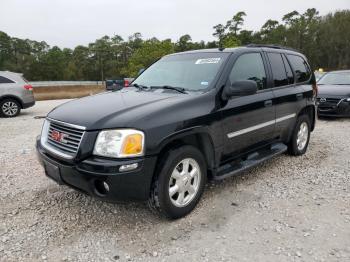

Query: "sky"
left=0, top=0, right=349, bottom=48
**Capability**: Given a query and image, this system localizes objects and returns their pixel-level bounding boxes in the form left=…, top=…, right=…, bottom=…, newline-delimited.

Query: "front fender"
left=153, top=126, right=218, bottom=170
left=156, top=126, right=211, bottom=151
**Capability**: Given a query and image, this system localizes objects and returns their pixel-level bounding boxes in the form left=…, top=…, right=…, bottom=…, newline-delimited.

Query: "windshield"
left=314, top=72, right=325, bottom=81
left=132, top=52, right=230, bottom=91
left=318, top=72, right=350, bottom=85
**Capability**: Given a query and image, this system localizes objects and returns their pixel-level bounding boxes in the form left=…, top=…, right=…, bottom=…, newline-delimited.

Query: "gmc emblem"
left=51, top=130, right=68, bottom=143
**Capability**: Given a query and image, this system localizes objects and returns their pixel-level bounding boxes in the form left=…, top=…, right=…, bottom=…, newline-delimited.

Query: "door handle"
left=296, top=93, right=303, bottom=100
left=264, top=100, right=273, bottom=107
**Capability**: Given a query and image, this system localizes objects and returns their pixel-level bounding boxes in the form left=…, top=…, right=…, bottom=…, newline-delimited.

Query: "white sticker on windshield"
left=195, top=58, right=221, bottom=64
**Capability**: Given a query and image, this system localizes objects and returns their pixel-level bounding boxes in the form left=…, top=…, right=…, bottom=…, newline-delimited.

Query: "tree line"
left=0, top=8, right=349, bottom=81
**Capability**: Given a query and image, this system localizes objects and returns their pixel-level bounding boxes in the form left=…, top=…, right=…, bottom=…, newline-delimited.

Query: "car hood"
left=318, top=84, right=350, bottom=97
left=47, top=89, right=183, bottom=130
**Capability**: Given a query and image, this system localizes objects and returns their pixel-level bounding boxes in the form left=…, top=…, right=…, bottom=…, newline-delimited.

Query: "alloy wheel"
left=296, top=122, right=309, bottom=151
left=2, top=101, right=18, bottom=116
left=168, top=158, right=201, bottom=207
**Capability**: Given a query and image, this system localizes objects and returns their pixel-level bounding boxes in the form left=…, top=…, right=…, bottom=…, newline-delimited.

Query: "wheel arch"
left=0, top=95, right=24, bottom=108
left=297, top=105, right=316, bottom=131
left=155, top=127, right=216, bottom=178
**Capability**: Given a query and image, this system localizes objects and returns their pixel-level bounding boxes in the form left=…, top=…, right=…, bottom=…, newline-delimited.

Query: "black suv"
left=36, top=45, right=316, bottom=219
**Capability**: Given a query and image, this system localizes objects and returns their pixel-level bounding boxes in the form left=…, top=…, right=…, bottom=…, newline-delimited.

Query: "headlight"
left=40, top=119, right=50, bottom=146
left=346, top=98, right=350, bottom=102
left=93, top=129, right=144, bottom=158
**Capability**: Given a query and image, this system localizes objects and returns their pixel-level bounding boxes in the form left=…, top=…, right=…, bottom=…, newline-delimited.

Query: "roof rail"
left=246, top=44, right=298, bottom=52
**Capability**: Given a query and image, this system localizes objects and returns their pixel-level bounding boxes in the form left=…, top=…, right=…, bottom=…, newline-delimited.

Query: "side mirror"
left=138, top=68, right=145, bottom=75
left=222, top=80, right=258, bottom=100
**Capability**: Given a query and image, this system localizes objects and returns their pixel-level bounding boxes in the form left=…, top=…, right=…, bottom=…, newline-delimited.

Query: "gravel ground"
left=0, top=99, right=349, bottom=262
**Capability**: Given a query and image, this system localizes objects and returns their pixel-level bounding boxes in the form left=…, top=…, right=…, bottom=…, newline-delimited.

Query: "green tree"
left=123, top=39, right=174, bottom=77
left=1, top=8, right=350, bottom=80
left=213, top=24, right=225, bottom=46
left=175, top=34, right=193, bottom=52
left=225, top=11, right=247, bottom=36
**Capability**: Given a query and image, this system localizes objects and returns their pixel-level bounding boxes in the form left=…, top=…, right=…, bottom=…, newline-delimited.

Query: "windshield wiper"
left=130, top=83, right=149, bottom=90
left=150, top=85, right=188, bottom=94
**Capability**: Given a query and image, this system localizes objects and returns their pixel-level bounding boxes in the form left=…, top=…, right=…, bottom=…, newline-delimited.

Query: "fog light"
left=94, top=180, right=109, bottom=196
left=103, top=181, right=109, bottom=192
left=119, top=163, right=138, bottom=172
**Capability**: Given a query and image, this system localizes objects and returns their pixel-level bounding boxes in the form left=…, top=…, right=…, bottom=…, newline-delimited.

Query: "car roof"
left=169, top=45, right=303, bottom=56
left=0, top=71, right=25, bottom=82
left=0, top=71, right=22, bottom=77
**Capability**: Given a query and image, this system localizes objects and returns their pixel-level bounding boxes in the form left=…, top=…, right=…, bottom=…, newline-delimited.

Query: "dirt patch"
left=33, top=85, right=105, bottom=101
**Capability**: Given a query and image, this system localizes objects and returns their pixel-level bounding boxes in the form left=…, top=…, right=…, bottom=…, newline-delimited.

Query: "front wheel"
left=149, top=145, right=207, bottom=219
left=288, top=114, right=311, bottom=156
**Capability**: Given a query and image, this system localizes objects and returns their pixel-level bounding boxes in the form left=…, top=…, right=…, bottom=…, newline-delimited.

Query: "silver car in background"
left=0, top=71, right=35, bottom=117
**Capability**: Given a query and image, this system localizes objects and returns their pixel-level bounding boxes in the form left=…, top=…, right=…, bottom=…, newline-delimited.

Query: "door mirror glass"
left=222, top=80, right=258, bottom=100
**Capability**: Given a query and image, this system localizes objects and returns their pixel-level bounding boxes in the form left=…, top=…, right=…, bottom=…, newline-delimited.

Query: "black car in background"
left=37, top=45, right=316, bottom=219
left=105, top=79, right=124, bottom=91
left=106, top=78, right=134, bottom=91
left=314, top=71, right=326, bottom=81
left=317, top=70, right=350, bottom=117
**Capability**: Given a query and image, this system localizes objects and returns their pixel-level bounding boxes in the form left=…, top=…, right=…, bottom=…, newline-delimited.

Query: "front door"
left=221, top=52, right=276, bottom=163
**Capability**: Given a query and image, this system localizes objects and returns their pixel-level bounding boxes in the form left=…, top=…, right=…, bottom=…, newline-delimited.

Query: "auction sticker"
left=195, top=58, right=221, bottom=64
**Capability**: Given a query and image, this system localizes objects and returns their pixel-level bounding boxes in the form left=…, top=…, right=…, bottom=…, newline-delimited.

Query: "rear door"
left=266, top=52, right=310, bottom=139
left=220, top=52, right=276, bottom=162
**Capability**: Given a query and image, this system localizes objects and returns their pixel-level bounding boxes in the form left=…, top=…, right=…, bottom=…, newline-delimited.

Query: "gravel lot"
left=1, top=99, right=349, bottom=262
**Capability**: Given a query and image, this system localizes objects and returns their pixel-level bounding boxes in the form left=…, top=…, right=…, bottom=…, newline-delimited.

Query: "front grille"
left=47, top=121, right=84, bottom=156
left=317, top=97, right=341, bottom=108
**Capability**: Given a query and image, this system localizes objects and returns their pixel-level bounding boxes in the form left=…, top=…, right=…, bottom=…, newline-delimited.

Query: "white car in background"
left=0, top=71, right=35, bottom=117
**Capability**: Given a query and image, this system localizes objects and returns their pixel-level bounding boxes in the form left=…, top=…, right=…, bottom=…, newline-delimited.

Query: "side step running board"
left=214, top=143, right=288, bottom=180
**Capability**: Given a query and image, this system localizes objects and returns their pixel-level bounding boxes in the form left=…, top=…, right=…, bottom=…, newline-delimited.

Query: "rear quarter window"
left=287, top=55, right=311, bottom=83
left=0, top=76, right=15, bottom=84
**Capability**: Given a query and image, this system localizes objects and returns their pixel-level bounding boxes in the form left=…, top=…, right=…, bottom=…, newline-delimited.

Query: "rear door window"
left=0, top=76, right=14, bottom=84
left=229, top=53, right=267, bottom=90
left=287, top=55, right=311, bottom=83
left=267, top=53, right=288, bottom=87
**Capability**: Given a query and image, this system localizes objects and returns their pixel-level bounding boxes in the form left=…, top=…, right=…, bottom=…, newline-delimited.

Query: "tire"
left=148, top=145, right=207, bottom=219
left=0, top=98, right=21, bottom=118
left=288, top=114, right=311, bottom=156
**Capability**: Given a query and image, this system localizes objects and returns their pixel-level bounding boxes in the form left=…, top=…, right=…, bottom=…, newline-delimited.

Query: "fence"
left=30, top=81, right=104, bottom=87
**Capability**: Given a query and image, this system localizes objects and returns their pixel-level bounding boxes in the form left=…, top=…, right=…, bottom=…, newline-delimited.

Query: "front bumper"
left=36, top=138, right=157, bottom=201
left=317, top=99, right=350, bottom=117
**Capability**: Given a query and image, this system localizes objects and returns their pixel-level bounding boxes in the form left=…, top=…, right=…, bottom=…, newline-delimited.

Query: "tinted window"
left=282, top=55, right=294, bottom=84
left=0, top=76, right=14, bottom=84
left=229, top=53, right=267, bottom=90
left=287, top=55, right=311, bottom=83
left=267, top=53, right=288, bottom=87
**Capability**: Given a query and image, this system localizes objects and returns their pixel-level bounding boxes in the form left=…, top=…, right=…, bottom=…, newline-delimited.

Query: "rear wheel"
left=149, top=145, right=206, bottom=219
left=0, top=99, right=21, bottom=118
left=288, top=114, right=311, bottom=155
